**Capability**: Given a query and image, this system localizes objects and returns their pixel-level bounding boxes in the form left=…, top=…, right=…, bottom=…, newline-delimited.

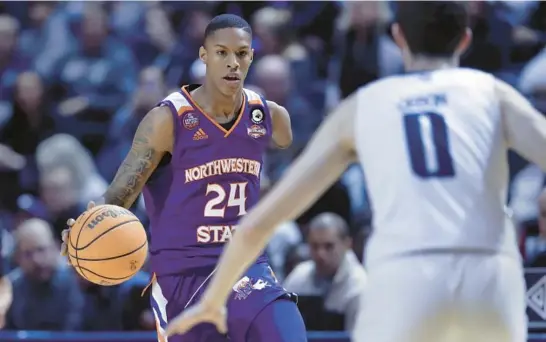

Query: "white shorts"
left=353, top=253, right=527, bottom=342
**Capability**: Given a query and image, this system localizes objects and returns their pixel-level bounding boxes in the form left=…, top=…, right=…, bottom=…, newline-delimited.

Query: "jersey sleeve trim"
left=157, top=92, right=192, bottom=153
left=243, top=89, right=272, bottom=125
left=243, top=88, right=265, bottom=106
left=244, top=88, right=271, bottom=125
left=157, top=99, right=180, bottom=147
left=258, top=94, right=273, bottom=127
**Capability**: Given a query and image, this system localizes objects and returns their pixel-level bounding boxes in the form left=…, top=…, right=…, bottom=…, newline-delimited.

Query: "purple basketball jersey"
left=143, top=85, right=272, bottom=276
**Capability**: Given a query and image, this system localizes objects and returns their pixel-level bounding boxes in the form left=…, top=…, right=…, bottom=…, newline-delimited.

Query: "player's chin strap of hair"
left=141, top=273, right=157, bottom=297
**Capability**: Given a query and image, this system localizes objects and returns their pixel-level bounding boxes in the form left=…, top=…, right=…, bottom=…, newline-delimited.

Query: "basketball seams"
left=68, top=205, right=147, bottom=285
left=69, top=205, right=105, bottom=249
left=68, top=240, right=147, bottom=261
left=73, top=205, right=107, bottom=282
left=72, top=265, right=137, bottom=282
left=72, top=219, right=140, bottom=251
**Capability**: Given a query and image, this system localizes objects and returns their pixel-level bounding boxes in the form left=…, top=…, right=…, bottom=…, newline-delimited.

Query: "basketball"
left=67, top=204, right=148, bottom=286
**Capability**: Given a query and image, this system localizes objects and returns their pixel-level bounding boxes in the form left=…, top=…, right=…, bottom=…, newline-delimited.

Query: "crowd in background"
left=2, top=0, right=546, bottom=334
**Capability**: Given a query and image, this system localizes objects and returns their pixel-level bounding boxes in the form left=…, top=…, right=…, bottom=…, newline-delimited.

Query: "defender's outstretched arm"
left=498, top=79, right=546, bottom=171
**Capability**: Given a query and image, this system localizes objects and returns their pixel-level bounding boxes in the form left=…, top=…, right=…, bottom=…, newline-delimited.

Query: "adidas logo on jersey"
left=193, top=128, right=208, bottom=141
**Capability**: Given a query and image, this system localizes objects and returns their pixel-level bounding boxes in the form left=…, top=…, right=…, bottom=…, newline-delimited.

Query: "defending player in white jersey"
left=166, top=2, right=546, bottom=341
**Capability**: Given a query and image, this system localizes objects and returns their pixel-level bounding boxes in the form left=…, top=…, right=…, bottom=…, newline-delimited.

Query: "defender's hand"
left=60, top=201, right=96, bottom=257
left=166, top=299, right=227, bottom=337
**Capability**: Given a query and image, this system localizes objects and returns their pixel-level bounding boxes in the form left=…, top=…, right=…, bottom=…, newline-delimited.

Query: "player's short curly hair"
left=204, top=14, right=252, bottom=41
left=396, top=1, right=469, bottom=57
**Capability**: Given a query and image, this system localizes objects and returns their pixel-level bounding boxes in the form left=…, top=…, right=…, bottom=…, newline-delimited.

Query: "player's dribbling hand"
left=60, top=201, right=96, bottom=257
left=165, top=299, right=227, bottom=337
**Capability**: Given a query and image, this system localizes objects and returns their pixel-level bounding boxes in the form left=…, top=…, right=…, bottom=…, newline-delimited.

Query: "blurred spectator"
left=253, top=55, right=316, bottom=176
left=36, top=134, right=107, bottom=234
left=341, top=164, right=371, bottom=220
left=36, top=134, right=107, bottom=204
left=333, top=2, right=402, bottom=99
left=503, top=2, right=546, bottom=70
left=119, top=271, right=155, bottom=331
left=525, top=189, right=546, bottom=266
left=0, top=71, right=53, bottom=209
left=528, top=1, right=546, bottom=33
left=288, top=2, right=341, bottom=78
left=110, top=2, right=164, bottom=69
left=0, top=143, right=26, bottom=211
left=297, top=176, right=352, bottom=229
left=77, top=274, right=125, bottom=331
left=189, top=58, right=206, bottom=85
left=460, top=1, right=511, bottom=73
left=350, top=213, right=373, bottom=264
left=263, top=176, right=303, bottom=282
left=1, top=72, right=54, bottom=157
left=284, top=213, right=366, bottom=332
left=38, top=166, right=84, bottom=236
left=519, top=46, right=546, bottom=114
left=283, top=243, right=310, bottom=279
left=51, top=4, right=137, bottom=153
left=97, top=66, right=167, bottom=181
left=77, top=270, right=151, bottom=331
left=1, top=228, right=14, bottom=269
left=0, top=14, right=30, bottom=122
left=510, top=163, right=544, bottom=229
left=18, top=2, right=73, bottom=76
left=6, top=218, right=84, bottom=330
left=12, top=193, right=49, bottom=228
left=144, top=5, right=177, bottom=65
left=251, top=7, right=307, bottom=62
left=0, top=145, right=25, bottom=173
left=267, top=221, right=303, bottom=282
left=157, top=9, right=211, bottom=87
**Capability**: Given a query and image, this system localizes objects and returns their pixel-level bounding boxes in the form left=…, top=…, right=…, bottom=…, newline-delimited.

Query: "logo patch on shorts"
left=232, top=276, right=270, bottom=300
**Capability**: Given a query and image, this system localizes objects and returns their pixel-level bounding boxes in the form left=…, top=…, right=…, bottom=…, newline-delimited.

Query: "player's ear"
left=455, top=28, right=472, bottom=56
left=391, top=23, right=408, bottom=51
left=199, top=46, right=207, bottom=64
left=249, top=48, right=255, bottom=63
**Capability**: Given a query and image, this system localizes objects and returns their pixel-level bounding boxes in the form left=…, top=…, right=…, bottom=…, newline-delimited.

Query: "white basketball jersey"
left=354, top=68, right=520, bottom=267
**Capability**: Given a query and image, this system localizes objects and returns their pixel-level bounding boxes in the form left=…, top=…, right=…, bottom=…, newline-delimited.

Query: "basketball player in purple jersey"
left=60, top=14, right=306, bottom=342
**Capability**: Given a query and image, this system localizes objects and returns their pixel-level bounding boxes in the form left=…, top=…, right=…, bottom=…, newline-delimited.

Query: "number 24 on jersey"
left=204, top=183, right=248, bottom=217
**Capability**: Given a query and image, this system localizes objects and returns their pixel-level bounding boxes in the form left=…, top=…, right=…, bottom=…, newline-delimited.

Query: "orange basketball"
left=67, top=204, right=148, bottom=286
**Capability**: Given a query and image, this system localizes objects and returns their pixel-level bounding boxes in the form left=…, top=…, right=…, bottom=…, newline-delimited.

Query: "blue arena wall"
left=0, top=331, right=545, bottom=342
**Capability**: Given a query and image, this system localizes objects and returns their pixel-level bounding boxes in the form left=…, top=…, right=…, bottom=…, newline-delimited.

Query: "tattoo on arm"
left=103, top=109, right=171, bottom=208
